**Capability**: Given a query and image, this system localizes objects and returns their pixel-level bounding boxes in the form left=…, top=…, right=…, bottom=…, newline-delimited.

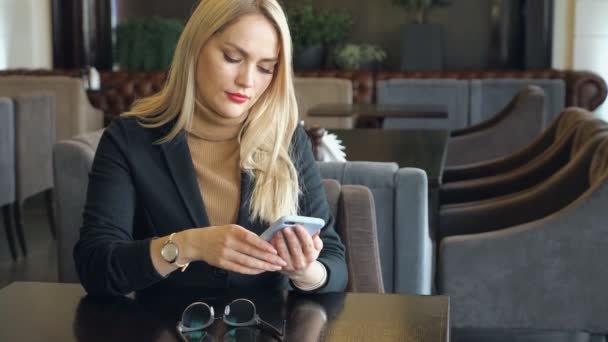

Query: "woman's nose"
left=236, top=64, right=254, bottom=88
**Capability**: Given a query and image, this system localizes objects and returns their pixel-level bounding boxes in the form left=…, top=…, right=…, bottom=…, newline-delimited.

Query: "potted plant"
left=115, top=17, right=184, bottom=70
left=332, top=44, right=386, bottom=71
left=392, top=0, right=452, bottom=71
left=286, top=1, right=352, bottom=70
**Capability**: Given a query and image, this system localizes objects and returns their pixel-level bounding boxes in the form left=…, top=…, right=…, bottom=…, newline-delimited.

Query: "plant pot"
left=358, top=60, right=380, bottom=71
left=400, top=23, right=444, bottom=71
left=293, top=45, right=325, bottom=70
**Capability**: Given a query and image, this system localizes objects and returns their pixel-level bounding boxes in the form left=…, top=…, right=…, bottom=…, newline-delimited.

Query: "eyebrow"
left=225, top=42, right=278, bottom=63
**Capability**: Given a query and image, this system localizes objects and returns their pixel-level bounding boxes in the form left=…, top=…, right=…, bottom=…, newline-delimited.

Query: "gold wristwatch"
left=160, top=233, right=190, bottom=272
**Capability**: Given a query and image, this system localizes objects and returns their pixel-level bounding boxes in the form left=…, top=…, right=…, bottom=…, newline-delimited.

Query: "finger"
left=274, top=231, right=293, bottom=269
left=294, top=225, right=315, bottom=257
left=235, top=226, right=278, bottom=254
left=283, top=228, right=306, bottom=269
left=219, top=259, right=265, bottom=275
left=230, top=238, right=287, bottom=267
left=223, top=248, right=282, bottom=272
left=312, top=234, right=323, bottom=251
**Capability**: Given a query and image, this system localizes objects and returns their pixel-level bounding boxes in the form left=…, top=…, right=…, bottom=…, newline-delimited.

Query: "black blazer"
left=74, top=117, right=347, bottom=296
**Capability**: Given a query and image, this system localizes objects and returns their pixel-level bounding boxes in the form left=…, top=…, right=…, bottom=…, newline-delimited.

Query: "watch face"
left=161, top=242, right=179, bottom=263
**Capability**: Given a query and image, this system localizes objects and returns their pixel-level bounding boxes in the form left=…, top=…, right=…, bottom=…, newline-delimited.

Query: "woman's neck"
left=187, top=101, right=247, bottom=142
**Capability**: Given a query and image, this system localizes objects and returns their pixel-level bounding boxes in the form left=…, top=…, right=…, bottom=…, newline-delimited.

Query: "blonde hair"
left=122, top=0, right=300, bottom=224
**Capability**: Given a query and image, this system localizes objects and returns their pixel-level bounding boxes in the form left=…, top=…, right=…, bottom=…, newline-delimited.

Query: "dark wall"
left=114, top=0, right=198, bottom=22
left=306, top=0, right=495, bottom=70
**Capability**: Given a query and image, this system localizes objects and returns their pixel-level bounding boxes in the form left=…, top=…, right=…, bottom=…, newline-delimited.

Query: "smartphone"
left=259, top=215, right=325, bottom=241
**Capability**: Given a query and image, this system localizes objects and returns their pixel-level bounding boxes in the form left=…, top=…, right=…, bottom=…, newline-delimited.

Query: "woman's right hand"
left=182, top=225, right=287, bottom=275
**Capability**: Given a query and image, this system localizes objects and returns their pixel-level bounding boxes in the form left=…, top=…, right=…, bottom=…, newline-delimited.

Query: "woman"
left=74, top=0, right=347, bottom=296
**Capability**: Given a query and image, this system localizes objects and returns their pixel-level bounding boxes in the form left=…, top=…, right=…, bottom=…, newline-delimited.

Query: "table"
left=0, top=282, right=450, bottom=342
left=308, top=103, right=448, bottom=128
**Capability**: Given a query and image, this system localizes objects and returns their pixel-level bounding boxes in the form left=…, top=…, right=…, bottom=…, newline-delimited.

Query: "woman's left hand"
left=270, top=225, right=323, bottom=280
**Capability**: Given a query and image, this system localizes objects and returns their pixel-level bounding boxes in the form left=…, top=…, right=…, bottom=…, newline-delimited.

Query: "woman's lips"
left=226, top=92, right=249, bottom=104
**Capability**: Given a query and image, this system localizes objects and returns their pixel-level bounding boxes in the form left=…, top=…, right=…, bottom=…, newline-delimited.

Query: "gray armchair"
left=13, top=94, right=57, bottom=256
left=0, top=97, right=17, bottom=260
left=438, top=133, right=608, bottom=333
left=318, top=162, right=431, bottom=295
left=439, top=126, right=608, bottom=239
left=446, top=85, right=546, bottom=166
left=377, top=78, right=470, bottom=130
left=53, top=131, right=385, bottom=294
left=441, top=110, right=602, bottom=205
left=443, top=107, right=594, bottom=183
left=468, top=78, right=565, bottom=125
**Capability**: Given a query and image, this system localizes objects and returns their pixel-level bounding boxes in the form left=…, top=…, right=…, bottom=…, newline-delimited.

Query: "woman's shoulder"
left=103, top=115, right=173, bottom=144
left=290, top=124, right=310, bottom=151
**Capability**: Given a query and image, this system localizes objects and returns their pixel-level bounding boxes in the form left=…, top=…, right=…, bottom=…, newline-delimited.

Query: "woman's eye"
left=258, top=66, right=274, bottom=74
left=223, top=53, right=240, bottom=63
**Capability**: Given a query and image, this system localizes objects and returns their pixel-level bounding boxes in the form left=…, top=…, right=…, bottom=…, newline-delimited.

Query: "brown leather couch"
left=2, top=68, right=606, bottom=126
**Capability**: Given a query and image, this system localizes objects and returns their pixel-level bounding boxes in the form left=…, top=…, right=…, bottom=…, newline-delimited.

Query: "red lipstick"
left=226, top=91, right=249, bottom=104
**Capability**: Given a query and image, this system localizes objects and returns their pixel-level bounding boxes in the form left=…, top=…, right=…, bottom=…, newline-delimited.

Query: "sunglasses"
left=177, top=298, right=285, bottom=341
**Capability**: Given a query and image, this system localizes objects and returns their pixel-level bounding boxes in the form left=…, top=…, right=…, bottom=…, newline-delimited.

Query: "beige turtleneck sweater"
left=186, top=104, right=327, bottom=290
left=186, top=105, right=246, bottom=226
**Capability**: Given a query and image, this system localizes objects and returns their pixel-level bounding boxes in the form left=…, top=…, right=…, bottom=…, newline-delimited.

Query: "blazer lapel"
left=160, top=131, right=210, bottom=229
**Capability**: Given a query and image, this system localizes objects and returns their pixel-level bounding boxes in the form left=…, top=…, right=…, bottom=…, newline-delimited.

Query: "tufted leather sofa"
left=2, top=68, right=606, bottom=126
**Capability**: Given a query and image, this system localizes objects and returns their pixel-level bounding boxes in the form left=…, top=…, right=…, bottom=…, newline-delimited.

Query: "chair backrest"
left=446, top=85, right=546, bottom=166
left=318, top=162, right=431, bottom=295
left=0, top=97, right=15, bottom=206
left=469, top=78, right=566, bottom=125
left=294, top=77, right=353, bottom=128
left=14, top=94, right=56, bottom=202
left=0, top=76, right=103, bottom=141
left=53, top=130, right=104, bottom=283
left=322, top=179, right=384, bottom=293
left=377, top=78, right=470, bottom=130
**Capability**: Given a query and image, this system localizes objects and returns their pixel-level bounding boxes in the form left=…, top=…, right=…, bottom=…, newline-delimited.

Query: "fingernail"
left=271, top=248, right=278, bottom=254
left=278, top=258, right=287, bottom=266
left=273, top=265, right=282, bottom=271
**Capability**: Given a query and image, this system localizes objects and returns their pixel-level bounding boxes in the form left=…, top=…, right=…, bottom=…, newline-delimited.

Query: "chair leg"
left=13, top=202, right=27, bottom=256
left=45, top=189, right=57, bottom=239
left=2, top=204, right=18, bottom=261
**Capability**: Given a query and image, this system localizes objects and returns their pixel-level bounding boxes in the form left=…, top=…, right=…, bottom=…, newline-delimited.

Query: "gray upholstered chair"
left=443, top=107, right=594, bottom=183
left=0, top=97, right=18, bottom=260
left=441, top=109, right=603, bottom=205
left=439, top=124, right=608, bottom=239
left=13, top=94, right=57, bottom=256
left=318, top=162, right=431, bottom=295
left=53, top=131, right=385, bottom=294
left=377, top=78, right=469, bottom=130
left=468, top=78, right=565, bottom=125
left=0, top=76, right=103, bottom=142
left=438, top=133, right=608, bottom=333
left=446, top=85, right=546, bottom=166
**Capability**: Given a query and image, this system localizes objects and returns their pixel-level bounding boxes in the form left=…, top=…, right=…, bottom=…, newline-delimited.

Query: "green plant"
left=392, top=0, right=451, bottom=24
left=115, top=17, right=184, bottom=70
left=286, top=2, right=352, bottom=52
left=333, top=44, right=386, bottom=70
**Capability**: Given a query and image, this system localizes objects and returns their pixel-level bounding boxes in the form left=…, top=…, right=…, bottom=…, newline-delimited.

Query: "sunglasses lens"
left=182, top=303, right=213, bottom=329
left=224, top=299, right=255, bottom=325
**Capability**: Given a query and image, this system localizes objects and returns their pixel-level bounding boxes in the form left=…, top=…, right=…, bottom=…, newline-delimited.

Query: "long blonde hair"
left=122, top=0, right=300, bottom=224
